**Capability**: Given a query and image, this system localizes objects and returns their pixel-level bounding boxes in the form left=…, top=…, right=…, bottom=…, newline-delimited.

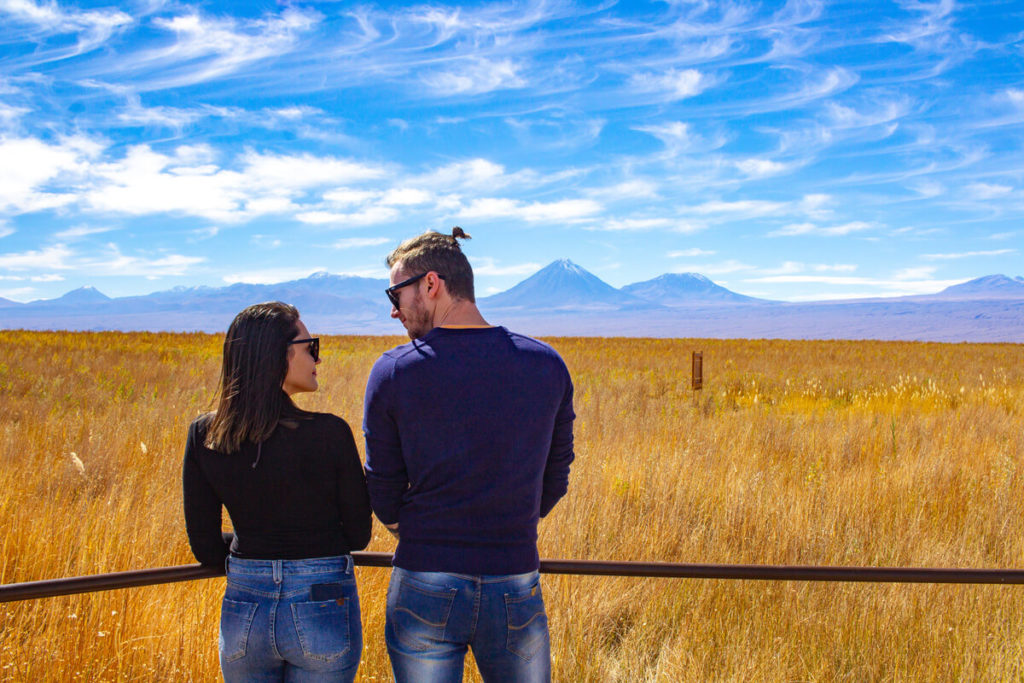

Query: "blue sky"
left=0, top=0, right=1021, bottom=303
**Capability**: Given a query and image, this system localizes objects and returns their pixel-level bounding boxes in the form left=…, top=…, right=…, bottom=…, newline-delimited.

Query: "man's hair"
left=387, top=227, right=475, bottom=302
left=206, top=301, right=305, bottom=453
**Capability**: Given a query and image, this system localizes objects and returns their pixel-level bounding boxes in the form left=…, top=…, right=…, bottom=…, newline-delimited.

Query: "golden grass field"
left=1, top=329, right=1023, bottom=681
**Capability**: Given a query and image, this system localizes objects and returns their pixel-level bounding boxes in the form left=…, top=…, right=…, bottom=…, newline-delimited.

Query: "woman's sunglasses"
left=288, top=337, right=320, bottom=362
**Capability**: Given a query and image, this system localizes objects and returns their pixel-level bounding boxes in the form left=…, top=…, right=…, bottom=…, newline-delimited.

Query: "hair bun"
left=451, top=226, right=471, bottom=241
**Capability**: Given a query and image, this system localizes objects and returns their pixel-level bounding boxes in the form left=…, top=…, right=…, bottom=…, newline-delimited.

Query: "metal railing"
left=4, top=553, right=1024, bottom=603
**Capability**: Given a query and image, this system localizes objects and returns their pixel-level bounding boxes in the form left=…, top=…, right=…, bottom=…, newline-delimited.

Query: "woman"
left=183, top=301, right=371, bottom=682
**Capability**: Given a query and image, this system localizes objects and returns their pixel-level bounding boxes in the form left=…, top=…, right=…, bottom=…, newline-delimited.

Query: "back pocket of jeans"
left=220, top=598, right=258, bottom=663
left=392, top=579, right=457, bottom=651
left=505, top=581, right=548, bottom=661
left=291, top=597, right=351, bottom=662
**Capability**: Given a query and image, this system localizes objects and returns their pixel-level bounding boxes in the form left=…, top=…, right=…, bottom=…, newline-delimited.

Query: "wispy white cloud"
left=504, top=115, right=605, bottom=151
left=769, top=220, right=875, bottom=237
left=892, top=265, right=938, bottom=280
left=53, top=225, right=115, bottom=240
left=459, top=197, right=602, bottom=223
left=414, top=158, right=508, bottom=190
left=0, top=240, right=199, bottom=279
left=0, top=286, right=34, bottom=300
left=0, top=0, right=132, bottom=61
left=0, top=272, right=63, bottom=283
left=825, top=98, right=911, bottom=130
left=82, top=245, right=204, bottom=278
left=470, top=257, right=542, bottom=276
left=0, top=101, right=29, bottom=124
left=295, top=207, right=399, bottom=226
left=587, top=217, right=705, bottom=233
left=422, top=58, right=527, bottom=95
left=922, top=249, right=1016, bottom=260
left=689, top=199, right=789, bottom=217
left=0, top=135, right=97, bottom=213
left=626, top=68, right=709, bottom=101
left=267, top=106, right=324, bottom=121
left=380, top=188, right=433, bottom=206
left=122, top=9, right=320, bottom=90
left=0, top=243, right=75, bottom=270
left=672, top=259, right=755, bottom=275
left=757, top=261, right=860, bottom=275
left=633, top=121, right=728, bottom=155
left=79, top=146, right=386, bottom=222
left=743, top=273, right=964, bottom=297
left=881, top=0, right=962, bottom=54
left=323, top=188, right=378, bottom=206
left=964, top=183, right=1013, bottom=200
left=222, top=267, right=331, bottom=285
left=583, top=179, right=660, bottom=200
left=332, top=237, right=392, bottom=249
left=668, top=248, right=715, bottom=258
left=734, top=158, right=791, bottom=177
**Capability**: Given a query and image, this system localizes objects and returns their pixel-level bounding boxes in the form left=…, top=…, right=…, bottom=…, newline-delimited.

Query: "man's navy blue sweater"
left=363, top=326, right=575, bottom=575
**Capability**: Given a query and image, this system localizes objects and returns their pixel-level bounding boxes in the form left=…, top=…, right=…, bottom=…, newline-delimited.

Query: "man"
left=363, top=227, right=575, bottom=683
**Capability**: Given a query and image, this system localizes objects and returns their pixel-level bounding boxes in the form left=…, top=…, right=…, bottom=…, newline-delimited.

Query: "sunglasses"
left=386, top=272, right=446, bottom=310
left=288, top=337, right=319, bottom=362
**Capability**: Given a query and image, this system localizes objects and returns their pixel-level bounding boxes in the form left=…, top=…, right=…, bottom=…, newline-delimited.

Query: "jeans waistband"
left=226, top=554, right=354, bottom=579
left=394, top=566, right=540, bottom=587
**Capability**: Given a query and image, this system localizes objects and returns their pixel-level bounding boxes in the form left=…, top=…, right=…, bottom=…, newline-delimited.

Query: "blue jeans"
left=385, top=567, right=551, bottom=683
left=220, top=555, right=362, bottom=683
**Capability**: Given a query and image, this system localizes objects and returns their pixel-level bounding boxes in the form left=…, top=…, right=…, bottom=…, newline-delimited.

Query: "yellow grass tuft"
left=1, top=331, right=1022, bottom=681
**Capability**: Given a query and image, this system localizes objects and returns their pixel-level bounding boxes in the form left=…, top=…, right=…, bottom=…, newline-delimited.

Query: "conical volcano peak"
left=481, top=259, right=648, bottom=310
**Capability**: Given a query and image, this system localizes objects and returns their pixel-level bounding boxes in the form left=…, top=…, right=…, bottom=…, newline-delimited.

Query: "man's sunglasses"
left=288, top=337, right=319, bottom=362
left=386, top=272, right=445, bottom=310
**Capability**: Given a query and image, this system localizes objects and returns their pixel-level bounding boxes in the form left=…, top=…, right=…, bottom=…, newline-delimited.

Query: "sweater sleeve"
left=540, top=364, right=575, bottom=518
left=363, top=355, right=407, bottom=526
left=333, top=418, right=373, bottom=551
left=182, top=420, right=231, bottom=566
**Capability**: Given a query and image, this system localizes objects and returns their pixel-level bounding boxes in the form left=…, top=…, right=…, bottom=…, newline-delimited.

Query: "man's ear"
left=424, top=271, right=443, bottom=299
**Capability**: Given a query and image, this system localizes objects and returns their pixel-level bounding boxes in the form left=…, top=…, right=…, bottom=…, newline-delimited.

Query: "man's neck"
left=432, top=299, right=489, bottom=329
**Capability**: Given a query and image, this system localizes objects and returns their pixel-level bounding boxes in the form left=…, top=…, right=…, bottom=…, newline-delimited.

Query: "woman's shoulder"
left=296, top=411, right=354, bottom=434
left=188, top=412, right=215, bottom=435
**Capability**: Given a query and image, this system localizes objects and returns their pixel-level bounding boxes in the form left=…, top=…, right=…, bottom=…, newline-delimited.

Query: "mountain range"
left=2, top=260, right=1023, bottom=342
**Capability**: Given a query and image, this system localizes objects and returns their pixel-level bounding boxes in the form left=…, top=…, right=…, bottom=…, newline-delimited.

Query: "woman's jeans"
left=385, top=567, right=551, bottom=683
left=220, top=554, right=361, bottom=683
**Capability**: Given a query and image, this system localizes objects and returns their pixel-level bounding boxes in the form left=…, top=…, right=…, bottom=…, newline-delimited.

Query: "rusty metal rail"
left=3, top=553, right=1024, bottom=604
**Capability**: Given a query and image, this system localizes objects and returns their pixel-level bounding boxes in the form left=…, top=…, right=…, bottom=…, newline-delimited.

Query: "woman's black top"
left=183, top=412, right=372, bottom=566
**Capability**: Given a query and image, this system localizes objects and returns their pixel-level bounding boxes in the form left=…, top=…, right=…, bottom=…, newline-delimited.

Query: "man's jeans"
left=220, top=555, right=362, bottom=683
left=385, top=567, right=551, bottom=683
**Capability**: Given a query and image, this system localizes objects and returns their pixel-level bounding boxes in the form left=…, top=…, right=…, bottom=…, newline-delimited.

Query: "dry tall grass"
left=1, top=331, right=1022, bottom=681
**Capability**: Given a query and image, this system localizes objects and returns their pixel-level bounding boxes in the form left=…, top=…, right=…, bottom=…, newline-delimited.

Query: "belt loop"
left=348, top=555, right=355, bottom=573
left=273, top=560, right=282, bottom=584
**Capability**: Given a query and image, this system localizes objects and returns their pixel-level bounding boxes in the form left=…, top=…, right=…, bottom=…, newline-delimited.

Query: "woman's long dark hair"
left=205, top=301, right=306, bottom=453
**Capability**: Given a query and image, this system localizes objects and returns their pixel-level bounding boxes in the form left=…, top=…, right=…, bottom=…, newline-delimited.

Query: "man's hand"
left=385, top=522, right=399, bottom=539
